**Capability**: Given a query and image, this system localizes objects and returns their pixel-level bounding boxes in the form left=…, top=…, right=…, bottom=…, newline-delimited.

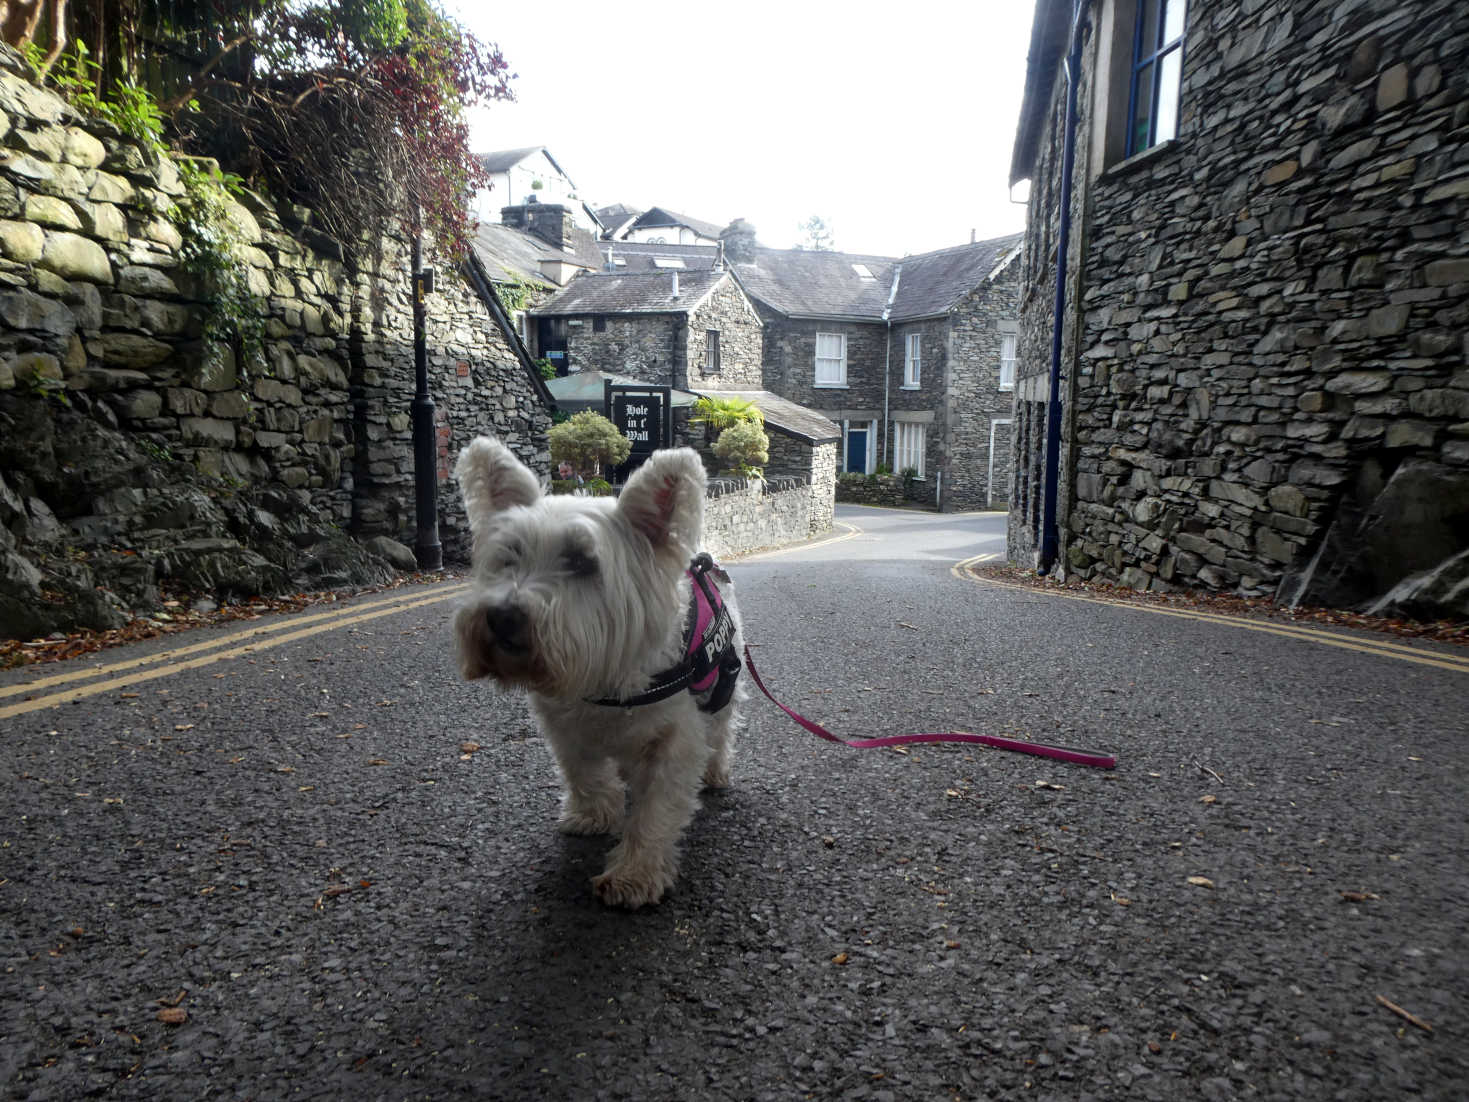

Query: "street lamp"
left=411, top=232, right=442, bottom=571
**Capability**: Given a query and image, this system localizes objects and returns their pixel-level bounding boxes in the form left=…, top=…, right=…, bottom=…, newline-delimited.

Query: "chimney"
left=671, top=271, right=679, bottom=298
left=527, top=203, right=575, bottom=251
left=719, top=218, right=757, bottom=265
left=503, top=203, right=575, bottom=251
left=501, top=203, right=531, bottom=231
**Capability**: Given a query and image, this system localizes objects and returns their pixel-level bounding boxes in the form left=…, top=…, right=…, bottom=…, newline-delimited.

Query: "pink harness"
left=592, top=553, right=741, bottom=712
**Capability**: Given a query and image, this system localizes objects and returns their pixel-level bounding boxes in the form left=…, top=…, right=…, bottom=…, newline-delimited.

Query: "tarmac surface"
left=2, top=505, right=1466, bottom=1100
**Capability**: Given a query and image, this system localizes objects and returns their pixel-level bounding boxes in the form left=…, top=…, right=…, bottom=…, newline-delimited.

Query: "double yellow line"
left=0, top=583, right=467, bottom=720
left=952, top=554, right=1469, bottom=675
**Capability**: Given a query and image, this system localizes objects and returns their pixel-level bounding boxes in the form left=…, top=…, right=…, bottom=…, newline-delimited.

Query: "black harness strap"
left=591, top=553, right=742, bottom=713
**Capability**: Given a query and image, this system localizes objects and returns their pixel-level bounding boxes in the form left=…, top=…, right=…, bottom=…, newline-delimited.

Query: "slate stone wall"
left=0, top=54, right=549, bottom=633
left=562, top=313, right=679, bottom=383
left=759, top=308, right=889, bottom=437
left=941, top=261, right=1020, bottom=510
left=683, top=278, right=764, bottom=391
left=701, top=440, right=836, bottom=559
left=1012, top=0, right=1469, bottom=601
left=887, top=316, right=947, bottom=504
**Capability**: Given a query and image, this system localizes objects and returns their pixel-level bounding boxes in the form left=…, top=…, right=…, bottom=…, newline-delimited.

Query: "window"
left=1128, top=0, right=1187, bottom=157
left=903, top=334, right=921, bottom=388
left=815, top=332, right=847, bottom=387
left=704, top=330, right=720, bottom=372
left=593, top=316, right=606, bottom=333
left=652, top=257, right=686, bottom=269
left=851, top=263, right=876, bottom=281
left=894, top=422, right=926, bottom=478
left=999, top=333, right=1016, bottom=390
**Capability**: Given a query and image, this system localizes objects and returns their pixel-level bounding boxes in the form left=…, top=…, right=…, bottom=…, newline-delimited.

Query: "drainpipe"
left=1039, top=0, right=1091, bottom=575
left=881, top=265, right=902, bottom=470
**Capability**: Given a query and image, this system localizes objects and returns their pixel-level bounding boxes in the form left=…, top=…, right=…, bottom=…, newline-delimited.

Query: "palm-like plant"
left=690, top=396, right=763, bottom=446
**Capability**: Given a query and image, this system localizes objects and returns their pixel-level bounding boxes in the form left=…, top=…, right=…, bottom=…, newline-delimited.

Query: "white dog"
left=452, top=437, right=743, bottom=908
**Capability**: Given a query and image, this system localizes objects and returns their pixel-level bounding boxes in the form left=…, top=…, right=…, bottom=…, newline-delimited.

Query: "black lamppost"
left=411, top=231, right=442, bottom=571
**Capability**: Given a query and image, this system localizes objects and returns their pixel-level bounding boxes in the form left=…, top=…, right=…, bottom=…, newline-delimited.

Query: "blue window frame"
left=1127, top=0, right=1187, bottom=157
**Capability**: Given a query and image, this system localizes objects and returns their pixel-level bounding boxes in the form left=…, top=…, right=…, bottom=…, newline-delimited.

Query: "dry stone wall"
left=0, top=54, right=550, bottom=637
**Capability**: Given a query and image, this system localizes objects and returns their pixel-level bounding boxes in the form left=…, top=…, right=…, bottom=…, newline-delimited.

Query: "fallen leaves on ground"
left=0, top=570, right=462, bottom=669
left=971, top=564, right=1468, bottom=647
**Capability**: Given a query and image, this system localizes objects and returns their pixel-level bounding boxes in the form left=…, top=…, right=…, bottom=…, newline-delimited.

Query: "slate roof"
left=595, top=204, right=642, bottom=238
left=531, top=270, right=729, bottom=315
left=470, top=222, right=606, bottom=286
left=626, top=206, right=726, bottom=241
left=733, top=234, right=1022, bottom=321
left=598, top=242, right=721, bottom=272
left=1011, top=0, right=1073, bottom=185
left=478, top=145, right=573, bottom=183
left=888, top=234, right=1024, bottom=321
left=694, top=389, right=841, bottom=446
left=732, top=248, right=899, bottom=319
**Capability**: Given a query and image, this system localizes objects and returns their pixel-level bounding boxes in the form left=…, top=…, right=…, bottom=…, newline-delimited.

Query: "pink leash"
left=742, top=645, right=1117, bottom=770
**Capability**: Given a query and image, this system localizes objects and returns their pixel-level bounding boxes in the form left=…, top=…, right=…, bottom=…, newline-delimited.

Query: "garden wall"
left=0, top=51, right=550, bottom=637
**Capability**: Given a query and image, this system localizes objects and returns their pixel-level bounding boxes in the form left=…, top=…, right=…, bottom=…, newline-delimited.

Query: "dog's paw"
left=592, top=857, right=676, bottom=909
left=701, top=763, right=731, bottom=789
left=557, top=806, right=622, bottom=836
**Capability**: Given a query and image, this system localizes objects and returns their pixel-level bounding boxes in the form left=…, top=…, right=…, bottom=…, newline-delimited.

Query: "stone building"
left=529, top=217, right=1023, bottom=511
left=1009, top=0, right=1469, bottom=617
left=527, top=267, right=765, bottom=391
left=730, top=227, right=1023, bottom=511
left=470, top=201, right=607, bottom=348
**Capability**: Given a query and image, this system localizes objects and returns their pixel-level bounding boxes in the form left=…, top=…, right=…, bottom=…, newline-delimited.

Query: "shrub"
left=548, top=411, right=630, bottom=480
left=690, top=395, right=764, bottom=433
left=712, top=419, right=769, bottom=479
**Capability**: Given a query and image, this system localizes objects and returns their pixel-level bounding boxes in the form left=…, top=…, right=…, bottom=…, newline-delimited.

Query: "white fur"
left=452, top=436, right=743, bottom=908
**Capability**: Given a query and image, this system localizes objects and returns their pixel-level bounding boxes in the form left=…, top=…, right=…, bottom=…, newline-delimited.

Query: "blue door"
left=845, top=426, right=868, bottom=473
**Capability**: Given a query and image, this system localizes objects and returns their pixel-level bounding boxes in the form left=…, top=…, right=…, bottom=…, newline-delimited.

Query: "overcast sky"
left=445, top=0, right=1036, bottom=259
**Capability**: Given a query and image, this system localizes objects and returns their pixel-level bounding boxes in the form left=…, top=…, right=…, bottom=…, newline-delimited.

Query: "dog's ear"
left=617, top=447, right=706, bottom=562
left=454, top=436, right=541, bottom=524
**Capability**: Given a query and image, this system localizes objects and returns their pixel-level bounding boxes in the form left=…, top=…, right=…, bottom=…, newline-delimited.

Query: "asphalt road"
left=2, top=504, right=1466, bottom=1100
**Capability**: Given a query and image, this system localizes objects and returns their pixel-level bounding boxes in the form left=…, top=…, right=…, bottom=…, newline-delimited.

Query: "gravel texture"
left=1, top=507, right=1464, bottom=1100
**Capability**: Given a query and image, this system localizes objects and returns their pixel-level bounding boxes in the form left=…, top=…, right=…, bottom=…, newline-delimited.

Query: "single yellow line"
left=739, top=520, right=862, bottom=560
left=953, top=559, right=1469, bottom=675
left=1, top=588, right=464, bottom=720
left=0, top=583, right=468, bottom=701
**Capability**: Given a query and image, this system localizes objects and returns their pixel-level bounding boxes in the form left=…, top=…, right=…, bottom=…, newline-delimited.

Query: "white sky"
left=445, top=0, right=1035, bottom=259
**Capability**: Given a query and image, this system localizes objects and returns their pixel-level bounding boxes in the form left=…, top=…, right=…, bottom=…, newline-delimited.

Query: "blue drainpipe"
left=1039, top=0, right=1089, bottom=575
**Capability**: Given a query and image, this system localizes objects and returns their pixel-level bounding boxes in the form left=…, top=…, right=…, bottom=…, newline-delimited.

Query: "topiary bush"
left=712, top=419, right=770, bottom=479
left=548, top=411, right=631, bottom=480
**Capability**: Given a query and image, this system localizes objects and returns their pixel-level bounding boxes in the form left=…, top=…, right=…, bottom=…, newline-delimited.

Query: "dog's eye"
left=494, top=544, right=521, bottom=570
left=563, top=548, right=598, bottom=577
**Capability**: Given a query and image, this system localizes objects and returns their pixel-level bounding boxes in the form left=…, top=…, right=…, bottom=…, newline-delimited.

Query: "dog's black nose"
left=485, top=604, right=530, bottom=652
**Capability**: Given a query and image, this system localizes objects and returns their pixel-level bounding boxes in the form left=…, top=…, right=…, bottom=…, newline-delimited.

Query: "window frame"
left=704, top=329, right=720, bottom=373
left=1126, top=0, right=1187, bottom=158
left=903, top=333, right=921, bottom=388
left=893, top=421, right=926, bottom=478
left=999, top=333, right=1017, bottom=391
left=814, top=331, right=847, bottom=388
